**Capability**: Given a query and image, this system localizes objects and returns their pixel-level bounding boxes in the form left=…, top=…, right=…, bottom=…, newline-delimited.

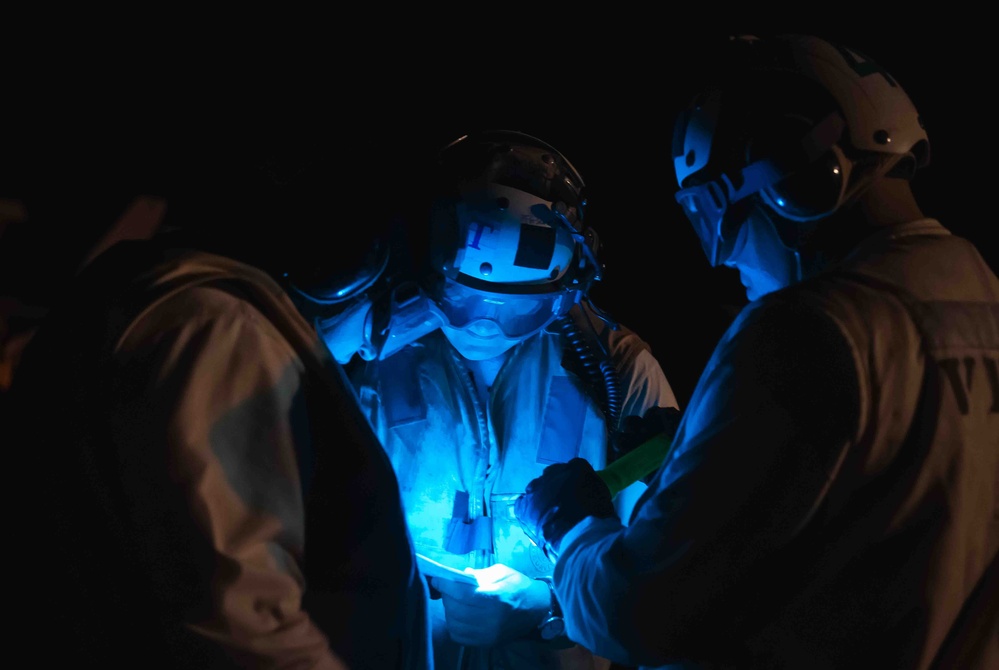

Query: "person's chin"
left=455, top=341, right=518, bottom=361
left=743, top=273, right=785, bottom=301
left=738, top=271, right=759, bottom=301
left=443, top=327, right=518, bottom=360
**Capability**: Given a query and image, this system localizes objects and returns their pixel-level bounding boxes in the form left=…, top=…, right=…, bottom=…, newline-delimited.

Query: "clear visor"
left=438, top=278, right=569, bottom=339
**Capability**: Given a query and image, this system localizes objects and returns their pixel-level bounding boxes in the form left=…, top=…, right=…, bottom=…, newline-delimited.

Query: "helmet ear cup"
left=760, top=145, right=848, bottom=221
left=285, top=235, right=390, bottom=305
left=748, top=114, right=850, bottom=222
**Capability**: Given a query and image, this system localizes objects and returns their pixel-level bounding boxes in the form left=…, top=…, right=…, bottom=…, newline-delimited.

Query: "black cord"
left=555, top=314, right=622, bottom=438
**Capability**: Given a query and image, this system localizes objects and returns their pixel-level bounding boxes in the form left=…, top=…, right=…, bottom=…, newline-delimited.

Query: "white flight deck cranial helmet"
left=427, top=130, right=602, bottom=358
left=672, top=33, right=931, bottom=267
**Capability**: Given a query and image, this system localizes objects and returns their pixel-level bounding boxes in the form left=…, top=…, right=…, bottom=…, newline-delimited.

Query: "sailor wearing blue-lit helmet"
left=348, top=129, right=678, bottom=670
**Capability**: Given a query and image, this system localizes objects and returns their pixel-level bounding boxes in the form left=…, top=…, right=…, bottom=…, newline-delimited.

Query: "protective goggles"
left=673, top=160, right=783, bottom=266
left=437, top=278, right=571, bottom=339
left=674, top=111, right=847, bottom=267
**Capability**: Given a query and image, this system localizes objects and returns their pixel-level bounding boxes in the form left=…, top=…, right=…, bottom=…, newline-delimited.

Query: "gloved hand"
left=514, top=457, right=617, bottom=561
left=430, top=564, right=550, bottom=646
left=612, top=405, right=682, bottom=459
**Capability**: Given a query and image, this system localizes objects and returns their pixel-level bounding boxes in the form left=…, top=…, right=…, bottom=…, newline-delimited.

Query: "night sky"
left=2, top=25, right=992, bottom=407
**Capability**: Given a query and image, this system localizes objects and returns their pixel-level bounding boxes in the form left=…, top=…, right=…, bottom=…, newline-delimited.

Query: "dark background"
left=2, top=24, right=992, bottom=408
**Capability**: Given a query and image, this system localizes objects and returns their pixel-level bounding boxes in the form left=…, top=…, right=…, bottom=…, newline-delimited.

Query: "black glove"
left=514, top=457, right=617, bottom=561
left=612, top=406, right=682, bottom=472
